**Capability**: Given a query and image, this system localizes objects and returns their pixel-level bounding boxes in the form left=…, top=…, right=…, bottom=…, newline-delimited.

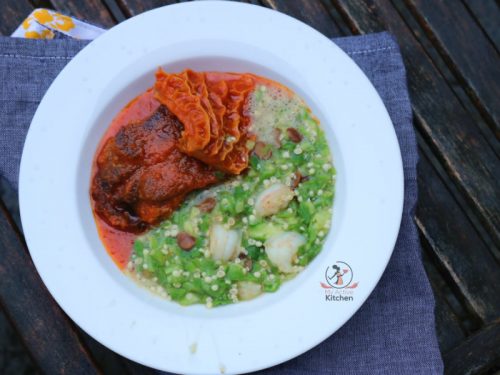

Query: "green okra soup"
left=91, top=70, right=335, bottom=308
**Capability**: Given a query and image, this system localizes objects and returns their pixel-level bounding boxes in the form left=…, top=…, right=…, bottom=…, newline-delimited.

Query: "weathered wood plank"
left=406, top=0, right=500, bottom=137
left=0, top=308, right=38, bottom=375
left=421, top=249, right=469, bottom=353
left=416, top=128, right=499, bottom=262
left=463, top=0, right=500, bottom=52
left=331, top=0, right=500, bottom=249
left=416, top=153, right=500, bottom=324
left=260, top=0, right=342, bottom=37
left=79, top=329, right=159, bottom=375
left=0, top=0, right=33, bottom=35
left=389, top=1, right=499, bottom=157
left=443, top=320, right=500, bottom=375
left=0, top=202, right=99, bottom=374
left=320, top=0, right=352, bottom=36
left=49, top=0, right=116, bottom=27
left=115, top=0, right=177, bottom=17
left=101, top=0, right=127, bottom=23
left=78, top=331, right=134, bottom=375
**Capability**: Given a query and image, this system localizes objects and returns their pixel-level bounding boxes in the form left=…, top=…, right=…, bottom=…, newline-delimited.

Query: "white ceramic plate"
left=19, top=2, right=403, bottom=374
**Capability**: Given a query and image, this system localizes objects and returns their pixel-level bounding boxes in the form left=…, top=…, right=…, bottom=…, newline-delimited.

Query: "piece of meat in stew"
left=91, top=105, right=218, bottom=233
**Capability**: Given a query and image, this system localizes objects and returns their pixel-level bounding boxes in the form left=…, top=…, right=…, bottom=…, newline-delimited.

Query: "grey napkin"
left=0, top=33, right=443, bottom=374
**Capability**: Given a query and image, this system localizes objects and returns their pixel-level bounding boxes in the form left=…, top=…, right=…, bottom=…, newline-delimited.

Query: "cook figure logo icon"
left=320, top=261, right=359, bottom=290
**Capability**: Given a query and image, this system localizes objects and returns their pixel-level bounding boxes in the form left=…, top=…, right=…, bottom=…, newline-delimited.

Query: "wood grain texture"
left=0, top=203, right=99, bottom=375
left=78, top=330, right=160, bottom=374
left=261, top=0, right=342, bottom=37
left=116, top=0, right=178, bottom=17
left=0, top=0, right=33, bottom=35
left=389, top=1, right=500, bottom=157
left=50, top=0, right=116, bottom=27
left=0, top=309, right=38, bottom=375
left=463, top=0, right=500, bottom=52
left=406, top=0, right=500, bottom=137
left=416, top=152, right=500, bottom=324
left=101, top=0, right=128, bottom=23
left=421, top=249, right=469, bottom=353
left=416, top=128, right=499, bottom=262
left=443, top=320, right=500, bottom=375
left=331, top=0, right=500, bottom=248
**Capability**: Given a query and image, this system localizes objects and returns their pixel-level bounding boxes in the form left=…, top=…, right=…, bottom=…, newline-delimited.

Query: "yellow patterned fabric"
left=12, top=9, right=104, bottom=40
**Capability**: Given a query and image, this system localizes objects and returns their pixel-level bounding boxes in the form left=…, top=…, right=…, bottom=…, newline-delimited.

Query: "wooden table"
left=0, top=1, right=499, bottom=374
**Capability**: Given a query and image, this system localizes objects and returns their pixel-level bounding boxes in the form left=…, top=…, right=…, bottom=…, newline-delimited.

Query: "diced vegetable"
left=247, top=222, right=282, bottom=241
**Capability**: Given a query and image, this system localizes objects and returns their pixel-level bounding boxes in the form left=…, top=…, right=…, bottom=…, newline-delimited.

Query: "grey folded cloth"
left=0, top=33, right=443, bottom=374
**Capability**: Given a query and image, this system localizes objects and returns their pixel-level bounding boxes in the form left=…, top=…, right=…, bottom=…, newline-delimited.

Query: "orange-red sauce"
left=92, top=89, right=160, bottom=269
left=92, top=72, right=291, bottom=269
